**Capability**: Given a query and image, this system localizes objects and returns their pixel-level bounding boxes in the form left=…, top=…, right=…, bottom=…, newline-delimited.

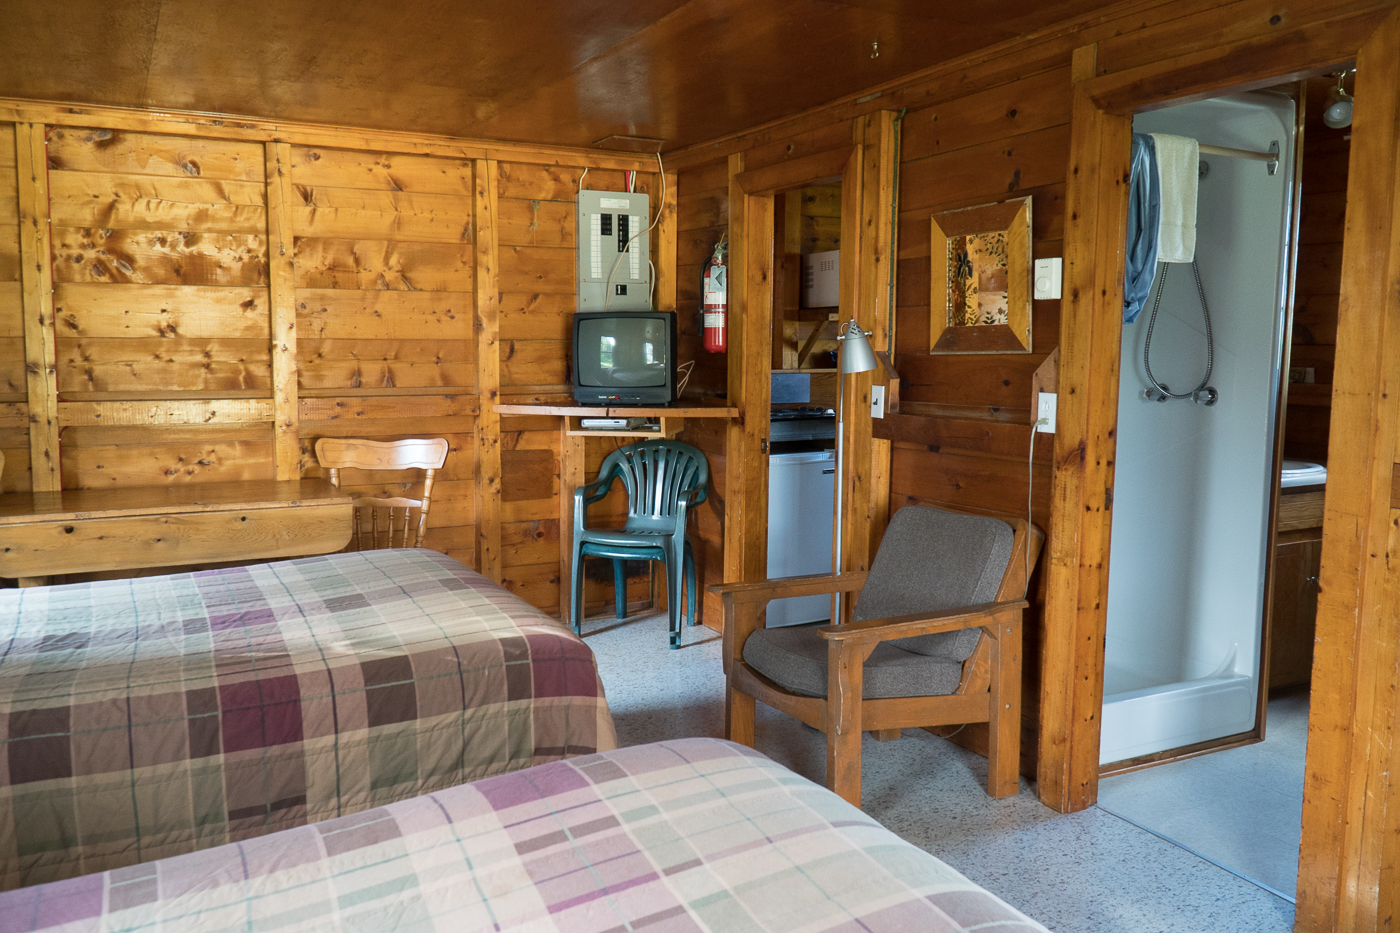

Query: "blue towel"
left=1123, top=133, right=1161, bottom=323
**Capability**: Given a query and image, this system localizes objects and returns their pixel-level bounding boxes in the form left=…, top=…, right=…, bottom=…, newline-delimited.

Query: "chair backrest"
left=315, top=437, right=450, bottom=550
left=854, top=505, right=1027, bottom=662
left=596, top=440, right=709, bottom=531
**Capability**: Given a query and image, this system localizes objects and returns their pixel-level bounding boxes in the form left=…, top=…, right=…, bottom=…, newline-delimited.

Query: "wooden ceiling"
left=0, top=0, right=1117, bottom=150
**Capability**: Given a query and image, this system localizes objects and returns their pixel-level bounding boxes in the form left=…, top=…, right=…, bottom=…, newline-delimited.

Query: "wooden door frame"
left=722, top=115, right=899, bottom=600
left=1039, top=8, right=1400, bottom=928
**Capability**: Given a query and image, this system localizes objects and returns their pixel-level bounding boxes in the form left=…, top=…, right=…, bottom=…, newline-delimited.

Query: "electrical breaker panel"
left=577, top=190, right=650, bottom=311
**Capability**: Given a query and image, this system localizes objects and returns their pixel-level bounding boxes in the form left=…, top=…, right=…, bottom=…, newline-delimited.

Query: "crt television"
left=572, top=311, right=677, bottom=406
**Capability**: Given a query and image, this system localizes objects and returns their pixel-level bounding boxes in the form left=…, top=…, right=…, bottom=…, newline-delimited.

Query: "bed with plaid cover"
left=0, top=548, right=616, bottom=889
left=0, top=738, right=1051, bottom=932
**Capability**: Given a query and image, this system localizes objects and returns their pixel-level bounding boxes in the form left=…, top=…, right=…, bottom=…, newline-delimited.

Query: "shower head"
left=1322, top=70, right=1354, bottom=129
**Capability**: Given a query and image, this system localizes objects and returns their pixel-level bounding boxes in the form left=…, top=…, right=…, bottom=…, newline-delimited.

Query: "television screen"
left=577, top=317, right=670, bottom=388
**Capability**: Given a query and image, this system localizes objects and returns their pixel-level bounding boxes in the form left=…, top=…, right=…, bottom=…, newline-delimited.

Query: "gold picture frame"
left=929, top=196, right=1033, bottom=353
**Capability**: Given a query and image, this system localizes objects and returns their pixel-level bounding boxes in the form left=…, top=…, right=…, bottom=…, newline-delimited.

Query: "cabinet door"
left=1268, top=534, right=1322, bottom=690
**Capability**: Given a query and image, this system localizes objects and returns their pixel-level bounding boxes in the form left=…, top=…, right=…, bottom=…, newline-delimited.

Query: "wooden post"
left=837, top=139, right=870, bottom=576
left=859, top=112, right=899, bottom=557
left=473, top=159, right=503, bottom=583
left=264, top=141, right=300, bottom=480
left=1296, top=8, right=1400, bottom=930
left=558, top=429, right=585, bottom=621
left=15, top=123, right=58, bottom=492
left=1037, top=44, right=1132, bottom=814
left=723, top=152, right=773, bottom=587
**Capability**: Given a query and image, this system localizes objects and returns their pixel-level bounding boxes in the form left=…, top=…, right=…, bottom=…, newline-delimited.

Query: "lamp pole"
left=833, top=318, right=877, bottom=621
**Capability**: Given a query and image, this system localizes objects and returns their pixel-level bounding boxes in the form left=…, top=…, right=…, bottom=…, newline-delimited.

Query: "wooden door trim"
left=1041, top=7, right=1400, bottom=929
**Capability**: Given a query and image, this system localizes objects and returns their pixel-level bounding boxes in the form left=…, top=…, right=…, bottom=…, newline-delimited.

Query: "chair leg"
left=726, top=680, right=756, bottom=746
left=684, top=543, right=698, bottom=626
left=612, top=559, right=627, bottom=619
left=986, top=612, right=1023, bottom=798
left=667, top=545, right=684, bottom=649
left=826, top=641, right=866, bottom=808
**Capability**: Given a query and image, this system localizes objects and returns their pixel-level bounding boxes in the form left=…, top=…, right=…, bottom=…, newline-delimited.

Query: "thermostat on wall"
left=1034, top=257, right=1063, bottom=300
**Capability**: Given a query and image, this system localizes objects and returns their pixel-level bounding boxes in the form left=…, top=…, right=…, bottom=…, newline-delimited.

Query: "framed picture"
left=929, top=196, right=1033, bottom=353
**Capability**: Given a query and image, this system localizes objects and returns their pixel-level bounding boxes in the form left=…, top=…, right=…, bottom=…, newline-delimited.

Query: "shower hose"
left=1143, top=260, right=1218, bottom=405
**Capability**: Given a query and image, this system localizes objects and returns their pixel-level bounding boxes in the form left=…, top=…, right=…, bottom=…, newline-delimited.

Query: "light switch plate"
left=1034, top=257, right=1063, bottom=300
left=1037, top=392, right=1057, bottom=433
left=870, top=385, right=886, bottom=419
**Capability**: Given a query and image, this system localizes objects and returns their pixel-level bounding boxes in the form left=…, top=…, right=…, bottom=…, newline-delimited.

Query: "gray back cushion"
left=854, top=506, right=1015, bottom=660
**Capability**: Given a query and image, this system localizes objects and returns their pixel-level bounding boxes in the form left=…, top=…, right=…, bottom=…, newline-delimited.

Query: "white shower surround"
left=1100, top=92, right=1295, bottom=765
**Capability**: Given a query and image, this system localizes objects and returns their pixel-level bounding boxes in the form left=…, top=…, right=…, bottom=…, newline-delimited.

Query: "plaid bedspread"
left=0, top=738, right=1051, bottom=932
left=0, top=548, right=616, bottom=889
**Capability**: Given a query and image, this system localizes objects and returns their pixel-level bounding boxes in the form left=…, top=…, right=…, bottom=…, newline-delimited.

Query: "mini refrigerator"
left=766, top=449, right=836, bottom=626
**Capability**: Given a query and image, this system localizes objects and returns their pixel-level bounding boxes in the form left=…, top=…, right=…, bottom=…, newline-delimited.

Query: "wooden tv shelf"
left=493, top=404, right=739, bottom=439
left=492, top=403, right=737, bottom=615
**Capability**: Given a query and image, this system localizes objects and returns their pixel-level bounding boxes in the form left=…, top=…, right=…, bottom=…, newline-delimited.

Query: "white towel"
left=1150, top=133, right=1199, bottom=263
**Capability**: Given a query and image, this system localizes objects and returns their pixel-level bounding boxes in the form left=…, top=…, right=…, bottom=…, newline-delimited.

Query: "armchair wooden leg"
left=726, top=680, right=756, bottom=747
left=986, top=611, right=1023, bottom=799
left=827, top=641, right=868, bottom=808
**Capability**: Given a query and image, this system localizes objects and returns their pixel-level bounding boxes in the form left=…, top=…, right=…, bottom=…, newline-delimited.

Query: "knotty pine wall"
left=0, top=107, right=667, bottom=619
left=668, top=6, right=1357, bottom=779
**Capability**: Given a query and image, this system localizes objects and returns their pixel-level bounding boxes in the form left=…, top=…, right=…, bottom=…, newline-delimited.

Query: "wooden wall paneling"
left=16, top=123, right=59, bottom=491
left=265, top=142, right=299, bottom=479
left=653, top=170, right=678, bottom=313
left=1038, top=44, right=1131, bottom=813
left=60, top=423, right=275, bottom=488
left=0, top=123, right=25, bottom=404
left=1297, top=8, right=1400, bottom=929
left=473, top=159, right=502, bottom=582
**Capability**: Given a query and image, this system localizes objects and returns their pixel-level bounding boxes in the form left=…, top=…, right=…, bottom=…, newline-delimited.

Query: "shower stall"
left=1099, top=92, right=1297, bottom=765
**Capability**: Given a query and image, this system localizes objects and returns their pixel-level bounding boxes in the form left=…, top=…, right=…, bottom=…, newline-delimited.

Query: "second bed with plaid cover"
left=0, top=548, right=616, bottom=889
left=0, top=738, right=1052, bottom=932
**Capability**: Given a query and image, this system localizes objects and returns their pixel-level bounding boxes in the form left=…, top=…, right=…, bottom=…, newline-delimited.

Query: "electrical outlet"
left=870, top=385, right=886, bottom=419
left=1037, top=392, right=1057, bottom=433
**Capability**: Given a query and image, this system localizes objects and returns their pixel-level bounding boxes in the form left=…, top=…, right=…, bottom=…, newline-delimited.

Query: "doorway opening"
left=1094, top=75, right=1349, bottom=901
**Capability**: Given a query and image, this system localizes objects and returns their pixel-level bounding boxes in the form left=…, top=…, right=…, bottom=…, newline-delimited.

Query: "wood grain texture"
left=1038, top=45, right=1131, bottom=813
left=1297, top=9, right=1400, bottom=929
left=48, top=170, right=268, bottom=234
left=292, top=238, right=473, bottom=291
left=473, top=159, right=502, bottom=582
left=16, top=122, right=59, bottom=491
left=46, top=127, right=265, bottom=181
left=52, top=226, right=268, bottom=286
left=265, top=142, right=299, bottom=480
left=54, top=283, right=269, bottom=339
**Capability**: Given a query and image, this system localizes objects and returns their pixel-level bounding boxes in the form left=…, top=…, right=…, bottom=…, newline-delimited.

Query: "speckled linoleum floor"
left=583, top=611, right=1297, bottom=933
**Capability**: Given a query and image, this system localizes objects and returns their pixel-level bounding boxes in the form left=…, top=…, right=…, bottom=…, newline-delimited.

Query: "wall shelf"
left=493, top=404, right=738, bottom=440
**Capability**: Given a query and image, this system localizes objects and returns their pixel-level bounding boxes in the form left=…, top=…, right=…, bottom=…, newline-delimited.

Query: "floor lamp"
left=834, top=317, right=877, bottom=621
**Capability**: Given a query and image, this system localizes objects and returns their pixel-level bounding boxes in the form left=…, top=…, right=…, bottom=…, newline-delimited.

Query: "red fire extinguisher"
left=702, top=235, right=728, bottom=353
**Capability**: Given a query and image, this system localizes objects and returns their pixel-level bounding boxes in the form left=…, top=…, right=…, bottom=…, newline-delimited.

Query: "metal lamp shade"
left=837, top=319, right=877, bottom=374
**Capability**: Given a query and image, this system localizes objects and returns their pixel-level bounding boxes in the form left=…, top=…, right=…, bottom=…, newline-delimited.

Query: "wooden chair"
left=712, top=504, right=1043, bottom=808
left=314, top=437, right=449, bottom=550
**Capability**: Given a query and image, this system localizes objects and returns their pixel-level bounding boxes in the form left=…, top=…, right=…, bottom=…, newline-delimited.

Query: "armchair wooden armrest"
left=708, top=571, right=869, bottom=603
left=712, top=571, right=871, bottom=673
left=819, top=600, right=1029, bottom=646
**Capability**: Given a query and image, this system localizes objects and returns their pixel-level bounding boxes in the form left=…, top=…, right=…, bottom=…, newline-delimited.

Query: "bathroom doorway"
left=1094, top=76, right=1347, bottom=900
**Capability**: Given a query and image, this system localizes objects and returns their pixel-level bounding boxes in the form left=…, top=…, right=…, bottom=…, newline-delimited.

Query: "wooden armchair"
left=314, top=437, right=449, bottom=550
left=712, top=504, right=1043, bottom=808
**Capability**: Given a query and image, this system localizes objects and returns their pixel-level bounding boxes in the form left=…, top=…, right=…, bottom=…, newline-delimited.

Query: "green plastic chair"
left=571, top=440, right=709, bottom=649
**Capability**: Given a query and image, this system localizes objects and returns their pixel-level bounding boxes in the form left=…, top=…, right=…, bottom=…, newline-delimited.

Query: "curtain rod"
left=1198, top=143, right=1274, bottom=162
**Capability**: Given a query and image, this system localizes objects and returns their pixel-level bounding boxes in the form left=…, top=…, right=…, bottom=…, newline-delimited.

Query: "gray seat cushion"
left=853, top=506, right=1014, bottom=660
left=743, top=624, right=965, bottom=699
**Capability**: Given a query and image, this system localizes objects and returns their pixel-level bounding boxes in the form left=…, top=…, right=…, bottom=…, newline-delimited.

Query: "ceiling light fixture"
left=1322, top=70, right=1355, bottom=129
